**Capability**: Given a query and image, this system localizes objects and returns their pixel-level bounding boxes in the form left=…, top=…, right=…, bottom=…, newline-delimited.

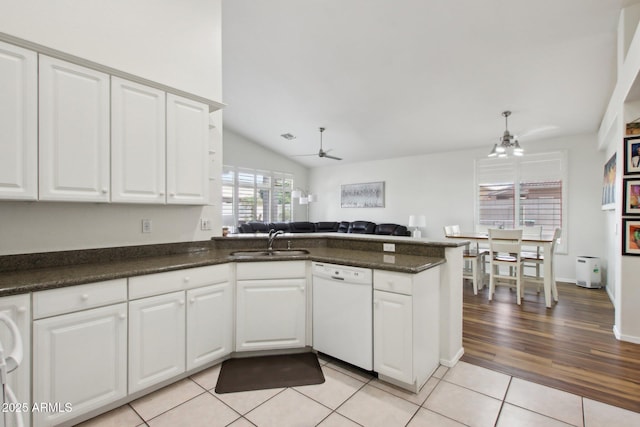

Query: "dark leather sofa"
left=237, top=220, right=410, bottom=236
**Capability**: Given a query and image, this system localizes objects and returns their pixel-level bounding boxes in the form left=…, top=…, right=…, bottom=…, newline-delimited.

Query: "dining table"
left=445, top=231, right=558, bottom=308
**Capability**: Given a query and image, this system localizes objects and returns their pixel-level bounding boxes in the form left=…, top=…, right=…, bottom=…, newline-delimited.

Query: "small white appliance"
left=312, top=262, right=373, bottom=370
left=0, top=313, right=24, bottom=427
left=576, top=256, right=601, bottom=288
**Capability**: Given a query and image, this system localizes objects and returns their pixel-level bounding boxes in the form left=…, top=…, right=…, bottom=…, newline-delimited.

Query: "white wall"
left=309, top=133, right=606, bottom=282
left=595, top=5, right=640, bottom=343
left=0, top=1, right=222, bottom=256
left=223, top=128, right=310, bottom=221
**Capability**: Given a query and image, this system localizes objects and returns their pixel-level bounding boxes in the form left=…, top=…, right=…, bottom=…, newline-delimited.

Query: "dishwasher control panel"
left=312, top=262, right=372, bottom=284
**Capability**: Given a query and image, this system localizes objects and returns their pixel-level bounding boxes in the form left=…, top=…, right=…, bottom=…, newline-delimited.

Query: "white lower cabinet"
left=127, top=264, right=231, bottom=393
left=128, top=291, right=186, bottom=394
left=236, top=261, right=307, bottom=352
left=0, top=294, right=31, bottom=427
left=33, top=303, right=127, bottom=427
left=373, top=267, right=440, bottom=392
left=186, top=282, right=233, bottom=370
left=373, top=290, right=413, bottom=384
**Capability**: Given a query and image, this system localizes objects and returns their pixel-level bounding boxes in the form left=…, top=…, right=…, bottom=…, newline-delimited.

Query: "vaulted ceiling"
left=221, top=0, right=640, bottom=167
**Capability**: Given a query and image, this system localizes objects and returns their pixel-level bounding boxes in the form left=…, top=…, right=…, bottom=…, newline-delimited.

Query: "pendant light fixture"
left=488, top=111, right=523, bottom=158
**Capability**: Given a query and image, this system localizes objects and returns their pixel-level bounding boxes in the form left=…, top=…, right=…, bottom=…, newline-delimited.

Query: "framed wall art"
left=622, top=218, right=640, bottom=255
left=623, top=178, right=640, bottom=215
left=623, top=135, right=640, bottom=175
left=602, top=153, right=616, bottom=210
left=340, top=181, right=385, bottom=208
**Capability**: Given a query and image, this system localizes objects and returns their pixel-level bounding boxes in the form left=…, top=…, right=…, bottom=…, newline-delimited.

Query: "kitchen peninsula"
left=0, top=233, right=465, bottom=427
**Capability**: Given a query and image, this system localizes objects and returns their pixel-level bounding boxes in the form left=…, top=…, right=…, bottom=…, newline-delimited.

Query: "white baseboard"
left=440, top=347, right=464, bottom=367
left=613, top=325, right=640, bottom=344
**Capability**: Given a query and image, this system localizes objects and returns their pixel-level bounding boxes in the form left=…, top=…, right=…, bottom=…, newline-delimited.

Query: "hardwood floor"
left=461, top=280, right=640, bottom=413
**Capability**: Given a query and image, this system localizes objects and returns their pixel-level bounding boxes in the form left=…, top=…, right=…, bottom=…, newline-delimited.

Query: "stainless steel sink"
left=230, top=249, right=310, bottom=257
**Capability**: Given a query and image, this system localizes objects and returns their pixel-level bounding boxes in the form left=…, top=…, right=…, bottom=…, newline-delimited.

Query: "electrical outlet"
left=200, top=218, right=212, bottom=231
left=383, top=243, right=395, bottom=252
left=141, top=219, right=152, bottom=233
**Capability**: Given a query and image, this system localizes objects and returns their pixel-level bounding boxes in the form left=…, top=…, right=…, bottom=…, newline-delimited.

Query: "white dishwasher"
left=312, top=262, right=373, bottom=370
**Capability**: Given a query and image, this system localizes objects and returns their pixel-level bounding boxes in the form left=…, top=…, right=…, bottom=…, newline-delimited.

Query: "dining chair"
left=523, top=227, right=562, bottom=304
left=520, top=225, right=543, bottom=279
left=488, top=228, right=524, bottom=304
left=444, top=225, right=487, bottom=295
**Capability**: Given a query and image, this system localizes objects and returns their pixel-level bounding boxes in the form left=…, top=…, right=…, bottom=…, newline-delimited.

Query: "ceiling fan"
left=293, top=127, right=342, bottom=161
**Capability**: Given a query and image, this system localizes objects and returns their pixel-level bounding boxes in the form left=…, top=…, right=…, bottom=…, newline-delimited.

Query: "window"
left=476, top=151, right=567, bottom=252
left=222, top=166, right=293, bottom=231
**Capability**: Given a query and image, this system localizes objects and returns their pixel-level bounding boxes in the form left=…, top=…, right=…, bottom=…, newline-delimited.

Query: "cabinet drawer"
left=129, top=265, right=228, bottom=299
left=236, top=261, right=306, bottom=280
left=374, top=270, right=413, bottom=295
left=33, top=279, right=127, bottom=319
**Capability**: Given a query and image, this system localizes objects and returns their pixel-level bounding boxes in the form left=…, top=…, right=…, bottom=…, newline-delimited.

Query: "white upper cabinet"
left=111, top=77, right=166, bottom=203
left=0, top=41, right=37, bottom=200
left=39, top=55, right=110, bottom=202
left=166, top=94, right=209, bottom=205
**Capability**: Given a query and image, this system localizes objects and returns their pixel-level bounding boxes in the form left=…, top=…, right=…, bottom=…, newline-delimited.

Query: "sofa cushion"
left=337, top=221, right=350, bottom=233
left=239, top=222, right=270, bottom=233
left=238, top=223, right=253, bottom=233
left=269, top=222, right=291, bottom=232
left=375, top=223, right=400, bottom=235
left=289, top=221, right=317, bottom=233
left=348, top=221, right=376, bottom=234
left=392, top=225, right=411, bottom=236
left=315, top=221, right=340, bottom=232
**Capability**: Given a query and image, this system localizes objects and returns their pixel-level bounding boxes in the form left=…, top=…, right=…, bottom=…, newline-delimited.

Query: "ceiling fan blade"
left=291, top=153, right=319, bottom=157
left=323, top=153, right=342, bottom=160
left=518, top=125, right=558, bottom=139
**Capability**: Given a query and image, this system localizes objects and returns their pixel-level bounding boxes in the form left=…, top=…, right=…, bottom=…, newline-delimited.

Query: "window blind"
left=475, top=151, right=566, bottom=251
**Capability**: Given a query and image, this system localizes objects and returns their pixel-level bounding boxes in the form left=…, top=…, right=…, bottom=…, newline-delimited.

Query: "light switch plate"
left=383, top=243, right=395, bottom=252
left=142, top=219, right=152, bottom=233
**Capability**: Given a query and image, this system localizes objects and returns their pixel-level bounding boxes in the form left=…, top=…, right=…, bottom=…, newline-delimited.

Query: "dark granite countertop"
left=0, top=235, right=453, bottom=296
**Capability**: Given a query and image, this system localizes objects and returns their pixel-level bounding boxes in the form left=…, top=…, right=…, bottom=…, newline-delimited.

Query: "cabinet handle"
left=190, top=298, right=196, bottom=304
left=184, top=276, right=190, bottom=283
left=16, top=306, right=26, bottom=314
left=179, top=300, right=185, bottom=305
left=102, top=188, right=108, bottom=194
left=299, top=286, right=305, bottom=292
left=159, top=191, right=165, bottom=196
left=119, top=313, right=127, bottom=320
left=81, top=294, right=89, bottom=301
left=170, top=192, right=176, bottom=197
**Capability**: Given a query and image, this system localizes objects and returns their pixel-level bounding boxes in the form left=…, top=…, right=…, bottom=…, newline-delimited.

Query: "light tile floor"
left=76, top=358, right=640, bottom=427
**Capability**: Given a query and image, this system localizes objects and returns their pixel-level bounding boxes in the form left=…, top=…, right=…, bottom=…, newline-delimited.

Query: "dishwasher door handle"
left=330, top=276, right=345, bottom=281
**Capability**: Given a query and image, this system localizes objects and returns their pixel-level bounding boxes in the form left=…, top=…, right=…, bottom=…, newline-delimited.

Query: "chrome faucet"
left=267, top=229, right=284, bottom=250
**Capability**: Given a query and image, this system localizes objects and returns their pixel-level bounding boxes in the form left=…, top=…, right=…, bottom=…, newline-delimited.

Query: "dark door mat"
left=215, top=352, right=325, bottom=394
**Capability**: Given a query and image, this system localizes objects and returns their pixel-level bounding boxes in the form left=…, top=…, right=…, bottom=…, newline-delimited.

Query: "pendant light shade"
left=488, top=111, right=524, bottom=158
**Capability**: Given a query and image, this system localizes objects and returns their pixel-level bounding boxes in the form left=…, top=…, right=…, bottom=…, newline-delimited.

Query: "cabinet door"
left=236, top=279, right=306, bottom=351
left=129, top=291, right=186, bottom=393
left=0, top=294, right=31, bottom=427
left=186, top=282, right=232, bottom=370
left=33, top=303, right=127, bottom=427
left=166, top=93, right=209, bottom=205
left=0, top=41, right=37, bottom=201
left=111, top=77, right=166, bottom=203
left=39, top=55, right=110, bottom=202
left=373, top=290, right=413, bottom=384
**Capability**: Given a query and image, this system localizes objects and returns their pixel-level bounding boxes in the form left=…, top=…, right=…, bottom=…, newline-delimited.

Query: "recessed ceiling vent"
left=280, top=133, right=296, bottom=140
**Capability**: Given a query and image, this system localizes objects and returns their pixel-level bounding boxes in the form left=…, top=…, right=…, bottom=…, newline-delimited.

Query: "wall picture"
left=624, top=135, right=640, bottom=175
left=623, top=178, right=640, bottom=215
left=602, top=153, right=616, bottom=210
left=622, top=218, right=640, bottom=255
left=341, top=182, right=385, bottom=208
